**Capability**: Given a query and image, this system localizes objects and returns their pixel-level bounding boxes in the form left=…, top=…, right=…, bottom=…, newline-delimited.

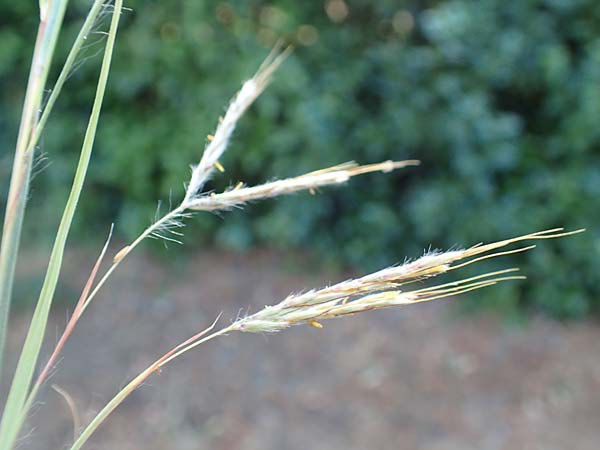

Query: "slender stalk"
left=66, top=47, right=291, bottom=324
left=0, top=0, right=69, bottom=382
left=18, top=200, right=184, bottom=418
left=14, top=159, right=416, bottom=428
left=67, top=229, right=583, bottom=449
left=68, top=325, right=232, bottom=450
left=21, top=227, right=113, bottom=418
left=0, top=2, right=123, bottom=449
left=51, top=384, right=81, bottom=443
left=82, top=204, right=187, bottom=312
left=15, top=206, right=186, bottom=417
left=4, top=47, right=298, bottom=424
left=81, top=160, right=414, bottom=315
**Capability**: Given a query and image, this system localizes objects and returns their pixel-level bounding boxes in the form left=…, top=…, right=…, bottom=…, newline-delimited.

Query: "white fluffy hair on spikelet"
left=184, top=44, right=292, bottom=203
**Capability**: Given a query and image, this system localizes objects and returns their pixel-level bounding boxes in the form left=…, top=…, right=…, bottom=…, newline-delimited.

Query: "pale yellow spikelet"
left=184, top=45, right=292, bottom=202
left=231, top=229, right=584, bottom=334
left=186, top=159, right=420, bottom=212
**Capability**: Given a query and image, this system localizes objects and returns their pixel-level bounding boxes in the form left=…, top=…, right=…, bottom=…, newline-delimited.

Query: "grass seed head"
left=231, top=229, right=584, bottom=334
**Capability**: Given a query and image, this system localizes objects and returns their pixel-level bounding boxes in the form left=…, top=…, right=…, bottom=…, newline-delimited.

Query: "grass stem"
left=0, top=0, right=69, bottom=382
left=0, top=2, right=122, bottom=448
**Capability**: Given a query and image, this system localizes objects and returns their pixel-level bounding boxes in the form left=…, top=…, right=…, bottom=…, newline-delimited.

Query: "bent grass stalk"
left=82, top=160, right=417, bottom=314
left=21, top=226, right=114, bottom=419
left=67, top=228, right=583, bottom=450
left=51, top=384, right=81, bottom=444
left=0, top=2, right=123, bottom=449
left=24, top=159, right=418, bottom=423
left=69, top=320, right=231, bottom=450
left=30, top=159, right=417, bottom=414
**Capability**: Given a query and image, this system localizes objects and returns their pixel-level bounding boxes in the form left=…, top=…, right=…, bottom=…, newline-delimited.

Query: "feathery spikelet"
left=230, top=228, right=584, bottom=333
left=184, top=45, right=292, bottom=202
left=186, top=160, right=420, bottom=211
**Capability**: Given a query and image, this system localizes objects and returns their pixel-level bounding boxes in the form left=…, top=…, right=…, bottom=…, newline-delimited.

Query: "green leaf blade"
left=0, top=1, right=123, bottom=448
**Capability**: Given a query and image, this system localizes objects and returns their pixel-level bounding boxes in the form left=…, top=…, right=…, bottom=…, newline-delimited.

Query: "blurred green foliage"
left=1, top=0, right=597, bottom=318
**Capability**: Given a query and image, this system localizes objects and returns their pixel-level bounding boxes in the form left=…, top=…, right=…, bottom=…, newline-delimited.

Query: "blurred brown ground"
left=4, top=246, right=600, bottom=450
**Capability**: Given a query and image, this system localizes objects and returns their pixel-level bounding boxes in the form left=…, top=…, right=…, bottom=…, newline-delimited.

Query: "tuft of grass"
left=0, top=3, right=585, bottom=450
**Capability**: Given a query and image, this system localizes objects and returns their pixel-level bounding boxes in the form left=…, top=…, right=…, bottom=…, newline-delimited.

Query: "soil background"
left=3, top=246, right=600, bottom=450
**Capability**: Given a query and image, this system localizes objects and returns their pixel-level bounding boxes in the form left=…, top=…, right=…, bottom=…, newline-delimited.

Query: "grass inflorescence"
left=0, top=5, right=585, bottom=449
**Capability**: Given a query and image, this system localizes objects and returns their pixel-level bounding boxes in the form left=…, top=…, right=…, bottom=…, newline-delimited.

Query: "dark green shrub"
left=1, top=0, right=596, bottom=318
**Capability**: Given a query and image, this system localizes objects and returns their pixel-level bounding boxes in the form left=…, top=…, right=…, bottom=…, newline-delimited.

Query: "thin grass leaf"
left=21, top=225, right=113, bottom=417
left=0, top=0, right=70, bottom=381
left=26, top=0, right=108, bottom=158
left=0, top=2, right=123, bottom=448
